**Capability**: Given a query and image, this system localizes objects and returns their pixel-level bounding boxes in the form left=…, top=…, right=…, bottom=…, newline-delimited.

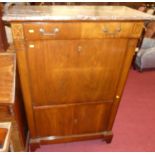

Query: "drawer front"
left=23, top=22, right=143, bottom=40
left=27, top=39, right=128, bottom=106
left=34, top=102, right=111, bottom=137
left=81, top=22, right=143, bottom=38
left=24, top=22, right=81, bottom=40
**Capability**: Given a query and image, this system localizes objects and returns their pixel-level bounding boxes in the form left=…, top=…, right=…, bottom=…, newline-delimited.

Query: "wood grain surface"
left=0, top=54, right=16, bottom=104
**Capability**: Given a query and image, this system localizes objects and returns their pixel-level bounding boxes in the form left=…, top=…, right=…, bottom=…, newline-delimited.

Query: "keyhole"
left=74, top=118, right=78, bottom=124
left=77, top=46, right=82, bottom=52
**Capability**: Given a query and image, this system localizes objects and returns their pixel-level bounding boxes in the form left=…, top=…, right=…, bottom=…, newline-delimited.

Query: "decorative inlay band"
left=11, top=24, right=24, bottom=40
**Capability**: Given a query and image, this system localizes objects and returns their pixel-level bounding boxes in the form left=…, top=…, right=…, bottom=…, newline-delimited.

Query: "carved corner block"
left=11, top=23, right=24, bottom=40
left=11, top=23, right=25, bottom=50
left=131, top=22, right=144, bottom=38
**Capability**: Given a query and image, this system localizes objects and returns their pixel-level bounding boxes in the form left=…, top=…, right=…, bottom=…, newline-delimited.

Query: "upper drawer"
left=23, top=22, right=81, bottom=40
left=23, top=22, right=143, bottom=40
left=81, top=22, right=143, bottom=39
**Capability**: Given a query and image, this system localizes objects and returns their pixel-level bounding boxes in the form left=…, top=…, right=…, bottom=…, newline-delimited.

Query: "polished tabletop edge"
left=2, top=5, right=155, bottom=21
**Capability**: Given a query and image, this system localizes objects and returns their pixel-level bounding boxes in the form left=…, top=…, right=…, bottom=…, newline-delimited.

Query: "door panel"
left=34, top=105, right=74, bottom=137
left=26, top=39, right=128, bottom=106
left=34, top=102, right=111, bottom=137
left=73, top=103, right=112, bottom=134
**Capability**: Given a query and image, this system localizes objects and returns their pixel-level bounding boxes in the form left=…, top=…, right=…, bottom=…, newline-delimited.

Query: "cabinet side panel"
left=107, top=38, right=139, bottom=130
left=11, top=23, right=36, bottom=137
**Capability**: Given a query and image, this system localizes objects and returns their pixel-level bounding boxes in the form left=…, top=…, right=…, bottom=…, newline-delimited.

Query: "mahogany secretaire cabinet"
left=3, top=5, right=155, bottom=150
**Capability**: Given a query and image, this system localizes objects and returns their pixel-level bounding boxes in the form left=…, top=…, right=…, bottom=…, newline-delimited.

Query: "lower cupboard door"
left=34, top=106, right=74, bottom=137
left=34, top=103, right=112, bottom=137
left=73, top=103, right=112, bottom=135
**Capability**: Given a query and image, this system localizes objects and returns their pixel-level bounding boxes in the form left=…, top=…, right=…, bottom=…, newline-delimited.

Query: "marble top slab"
left=2, top=5, right=155, bottom=21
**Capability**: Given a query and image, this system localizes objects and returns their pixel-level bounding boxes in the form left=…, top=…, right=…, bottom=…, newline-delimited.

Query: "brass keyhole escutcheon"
left=77, top=46, right=82, bottom=52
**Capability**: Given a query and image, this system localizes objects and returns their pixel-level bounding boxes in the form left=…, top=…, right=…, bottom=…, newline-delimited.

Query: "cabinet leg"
left=103, top=131, right=113, bottom=144
left=105, top=136, right=113, bottom=144
left=29, top=143, right=40, bottom=152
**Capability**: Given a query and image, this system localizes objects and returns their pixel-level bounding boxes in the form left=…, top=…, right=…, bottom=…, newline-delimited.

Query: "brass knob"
left=53, top=27, right=60, bottom=33
left=29, top=44, right=35, bottom=48
left=116, top=95, right=120, bottom=99
left=28, top=29, right=34, bottom=33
